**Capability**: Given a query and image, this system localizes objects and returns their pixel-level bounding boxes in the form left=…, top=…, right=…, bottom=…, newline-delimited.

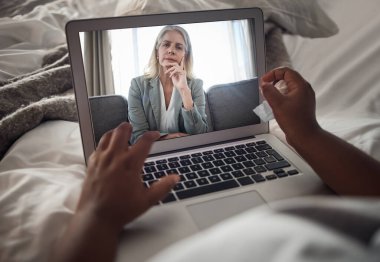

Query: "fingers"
left=180, top=56, right=185, bottom=69
left=128, top=131, right=160, bottom=170
left=147, top=175, right=180, bottom=205
left=260, top=82, right=283, bottom=109
left=261, top=67, right=306, bottom=88
left=108, top=122, right=132, bottom=151
left=97, top=129, right=113, bottom=151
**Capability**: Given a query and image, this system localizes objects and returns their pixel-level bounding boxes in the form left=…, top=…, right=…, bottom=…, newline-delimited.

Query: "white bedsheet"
left=0, top=121, right=84, bottom=261
left=0, top=0, right=380, bottom=261
left=271, top=0, right=380, bottom=161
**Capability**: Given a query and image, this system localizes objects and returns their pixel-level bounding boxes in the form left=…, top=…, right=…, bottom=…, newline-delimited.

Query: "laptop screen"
left=67, top=8, right=267, bottom=161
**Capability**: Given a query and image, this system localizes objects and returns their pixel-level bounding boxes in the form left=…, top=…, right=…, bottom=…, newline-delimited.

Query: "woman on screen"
left=128, top=25, right=208, bottom=144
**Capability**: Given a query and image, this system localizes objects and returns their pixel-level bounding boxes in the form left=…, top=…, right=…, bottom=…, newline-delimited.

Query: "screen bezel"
left=66, top=8, right=267, bottom=163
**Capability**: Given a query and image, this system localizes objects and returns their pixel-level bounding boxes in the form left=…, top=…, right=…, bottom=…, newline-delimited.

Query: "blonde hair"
left=144, top=25, right=195, bottom=79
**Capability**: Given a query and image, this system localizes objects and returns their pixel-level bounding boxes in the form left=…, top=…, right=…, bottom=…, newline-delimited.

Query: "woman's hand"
left=159, top=132, right=189, bottom=140
left=165, top=57, right=194, bottom=110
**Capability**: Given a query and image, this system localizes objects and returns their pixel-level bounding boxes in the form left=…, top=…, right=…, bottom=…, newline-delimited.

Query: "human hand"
left=165, top=56, right=188, bottom=90
left=260, top=67, right=321, bottom=145
left=77, top=122, right=179, bottom=232
left=159, top=132, right=189, bottom=140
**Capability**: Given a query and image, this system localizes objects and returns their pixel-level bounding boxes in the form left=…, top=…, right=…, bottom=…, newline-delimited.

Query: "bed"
left=0, top=0, right=379, bottom=261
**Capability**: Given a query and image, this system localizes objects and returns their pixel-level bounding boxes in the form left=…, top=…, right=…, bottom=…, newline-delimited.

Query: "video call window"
left=80, top=19, right=260, bottom=144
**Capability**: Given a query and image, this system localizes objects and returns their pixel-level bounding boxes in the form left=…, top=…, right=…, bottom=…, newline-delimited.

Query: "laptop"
left=66, top=8, right=332, bottom=261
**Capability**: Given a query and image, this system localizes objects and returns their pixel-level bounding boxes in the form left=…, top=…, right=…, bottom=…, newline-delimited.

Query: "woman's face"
left=157, top=30, right=186, bottom=69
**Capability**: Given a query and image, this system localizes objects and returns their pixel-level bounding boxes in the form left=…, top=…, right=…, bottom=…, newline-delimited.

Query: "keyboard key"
left=197, top=170, right=211, bottom=177
left=232, top=163, right=244, bottom=170
left=242, top=161, right=255, bottom=168
left=243, top=168, right=255, bottom=175
left=210, top=167, right=222, bottom=175
left=184, top=180, right=197, bottom=188
left=224, top=151, right=236, bottom=157
left=237, top=177, right=254, bottom=186
left=178, top=166, right=191, bottom=174
left=190, top=164, right=202, bottom=172
left=213, top=153, right=226, bottom=160
left=191, top=153, right=202, bottom=157
left=185, top=173, right=198, bottom=180
left=144, top=166, right=157, bottom=173
left=180, top=159, right=192, bottom=166
left=173, top=182, right=185, bottom=191
left=273, top=169, right=284, bottom=174
left=256, top=151, right=268, bottom=158
left=256, top=140, right=266, bottom=145
left=251, top=174, right=265, bottom=183
left=224, top=158, right=236, bottom=165
left=254, top=166, right=267, bottom=173
left=161, top=193, right=176, bottom=203
left=156, top=159, right=167, bottom=164
left=266, top=174, right=277, bottom=180
left=246, top=153, right=257, bottom=160
left=192, top=157, right=204, bottom=164
left=142, top=173, right=154, bottom=181
left=214, top=148, right=225, bottom=153
left=264, top=156, right=277, bottom=163
left=245, top=147, right=257, bottom=153
left=202, top=155, right=215, bottom=162
left=154, top=171, right=166, bottom=179
left=203, top=150, right=213, bottom=155
left=168, top=157, right=179, bottom=162
left=201, top=162, right=214, bottom=169
left=235, top=155, right=247, bottom=162
left=235, top=144, right=246, bottom=149
left=180, top=155, right=191, bottom=159
left=179, top=174, right=187, bottom=181
left=144, top=161, right=155, bottom=166
left=176, top=180, right=239, bottom=200
left=288, top=169, right=299, bottom=176
left=196, top=178, right=210, bottom=186
left=276, top=172, right=288, bottom=178
left=246, top=142, right=256, bottom=147
left=156, top=164, right=169, bottom=171
left=166, top=169, right=178, bottom=175
left=232, top=170, right=244, bottom=178
left=225, top=146, right=235, bottom=151
left=254, top=159, right=265, bottom=165
left=235, top=149, right=247, bottom=155
left=256, top=144, right=272, bottom=151
left=220, top=165, right=233, bottom=172
left=209, top=175, right=222, bottom=183
left=213, top=160, right=225, bottom=166
left=169, top=162, right=180, bottom=168
left=220, top=173, right=233, bottom=180
left=265, top=160, right=290, bottom=170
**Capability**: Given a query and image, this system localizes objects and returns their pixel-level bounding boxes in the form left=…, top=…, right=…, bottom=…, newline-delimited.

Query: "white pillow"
left=115, top=0, right=338, bottom=38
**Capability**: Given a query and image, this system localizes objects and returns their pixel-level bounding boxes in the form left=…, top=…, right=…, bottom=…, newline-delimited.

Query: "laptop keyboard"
left=141, top=140, right=299, bottom=204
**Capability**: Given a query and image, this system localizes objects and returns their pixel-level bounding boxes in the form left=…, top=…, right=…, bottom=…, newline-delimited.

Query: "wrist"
left=287, top=124, right=324, bottom=149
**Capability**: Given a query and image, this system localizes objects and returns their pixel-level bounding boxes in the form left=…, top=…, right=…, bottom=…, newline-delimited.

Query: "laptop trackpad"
left=186, top=190, right=266, bottom=230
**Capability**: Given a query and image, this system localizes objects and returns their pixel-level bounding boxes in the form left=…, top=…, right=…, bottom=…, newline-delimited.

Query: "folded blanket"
left=0, top=46, right=78, bottom=159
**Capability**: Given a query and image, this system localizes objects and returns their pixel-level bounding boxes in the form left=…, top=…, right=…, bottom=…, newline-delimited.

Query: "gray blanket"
left=0, top=46, right=78, bottom=159
left=0, top=23, right=291, bottom=160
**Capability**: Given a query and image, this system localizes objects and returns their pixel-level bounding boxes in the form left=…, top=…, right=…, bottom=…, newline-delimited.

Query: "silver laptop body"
left=66, top=8, right=332, bottom=261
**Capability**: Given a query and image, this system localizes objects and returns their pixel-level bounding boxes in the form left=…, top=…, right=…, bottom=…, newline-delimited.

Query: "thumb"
left=260, top=82, right=283, bottom=109
left=147, top=175, right=180, bottom=205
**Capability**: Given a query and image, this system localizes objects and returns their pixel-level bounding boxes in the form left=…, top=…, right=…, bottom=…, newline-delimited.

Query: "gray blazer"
left=128, top=76, right=208, bottom=143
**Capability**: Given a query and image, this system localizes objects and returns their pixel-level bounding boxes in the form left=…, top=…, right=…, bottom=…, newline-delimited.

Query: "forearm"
left=54, top=211, right=121, bottom=262
left=290, top=128, right=380, bottom=196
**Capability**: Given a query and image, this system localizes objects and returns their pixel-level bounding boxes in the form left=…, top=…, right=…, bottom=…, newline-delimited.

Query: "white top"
left=159, top=82, right=179, bottom=133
